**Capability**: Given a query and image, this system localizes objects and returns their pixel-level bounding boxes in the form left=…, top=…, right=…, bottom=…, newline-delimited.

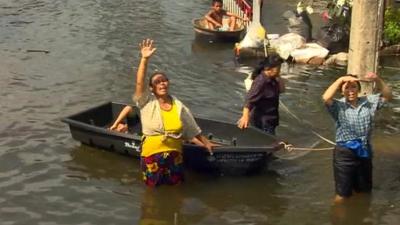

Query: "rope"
left=279, top=142, right=334, bottom=152
left=310, top=130, right=335, bottom=146
left=278, top=100, right=336, bottom=152
left=279, top=100, right=336, bottom=146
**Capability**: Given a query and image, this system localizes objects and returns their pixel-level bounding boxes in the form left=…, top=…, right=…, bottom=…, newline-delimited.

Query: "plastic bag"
left=316, top=22, right=350, bottom=54
left=283, top=10, right=313, bottom=41
left=237, top=22, right=266, bottom=49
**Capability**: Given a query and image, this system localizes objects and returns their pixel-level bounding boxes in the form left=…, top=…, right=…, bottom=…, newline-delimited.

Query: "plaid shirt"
left=326, top=94, right=385, bottom=150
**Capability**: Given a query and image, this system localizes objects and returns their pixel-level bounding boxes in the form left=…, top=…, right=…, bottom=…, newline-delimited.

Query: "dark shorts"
left=333, top=145, right=372, bottom=197
left=141, top=151, right=184, bottom=187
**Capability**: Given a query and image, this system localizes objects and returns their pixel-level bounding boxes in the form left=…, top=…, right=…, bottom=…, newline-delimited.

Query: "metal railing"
left=223, top=0, right=252, bottom=27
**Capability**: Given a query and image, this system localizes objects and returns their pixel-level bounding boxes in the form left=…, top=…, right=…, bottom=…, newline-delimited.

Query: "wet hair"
left=148, top=71, right=168, bottom=87
left=212, top=0, right=223, bottom=6
left=251, top=54, right=284, bottom=80
left=339, top=74, right=361, bottom=92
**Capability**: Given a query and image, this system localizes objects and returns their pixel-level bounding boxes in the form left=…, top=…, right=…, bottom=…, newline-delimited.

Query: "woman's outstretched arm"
left=134, top=39, right=157, bottom=100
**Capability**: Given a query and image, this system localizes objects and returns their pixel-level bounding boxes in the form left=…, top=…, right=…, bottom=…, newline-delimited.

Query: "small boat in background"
left=192, top=18, right=245, bottom=42
left=62, top=102, right=282, bottom=175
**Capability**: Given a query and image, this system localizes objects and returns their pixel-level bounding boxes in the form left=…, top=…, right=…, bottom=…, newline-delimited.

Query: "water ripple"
left=1, top=0, right=400, bottom=224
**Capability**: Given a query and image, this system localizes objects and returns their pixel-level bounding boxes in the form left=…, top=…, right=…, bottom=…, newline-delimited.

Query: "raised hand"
left=139, top=39, right=156, bottom=59
left=135, top=39, right=156, bottom=99
left=340, top=75, right=359, bottom=91
left=364, top=72, right=379, bottom=81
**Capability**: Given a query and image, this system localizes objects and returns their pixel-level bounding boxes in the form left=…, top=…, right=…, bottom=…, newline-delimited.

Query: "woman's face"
left=263, top=66, right=281, bottom=78
left=150, top=74, right=169, bottom=97
left=342, top=81, right=359, bottom=102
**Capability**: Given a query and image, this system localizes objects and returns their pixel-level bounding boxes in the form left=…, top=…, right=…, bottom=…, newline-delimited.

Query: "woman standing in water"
left=133, top=39, right=215, bottom=187
left=322, top=72, right=392, bottom=203
left=237, top=55, right=285, bottom=135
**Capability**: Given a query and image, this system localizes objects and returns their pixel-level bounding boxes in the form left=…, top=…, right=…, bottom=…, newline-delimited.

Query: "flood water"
left=1, top=0, right=400, bottom=224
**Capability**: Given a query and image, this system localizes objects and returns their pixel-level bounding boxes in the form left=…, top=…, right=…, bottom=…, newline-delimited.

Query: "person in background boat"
left=204, top=0, right=248, bottom=31
left=109, top=105, right=134, bottom=133
left=133, top=39, right=217, bottom=187
left=237, top=55, right=285, bottom=135
left=322, top=73, right=392, bottom=203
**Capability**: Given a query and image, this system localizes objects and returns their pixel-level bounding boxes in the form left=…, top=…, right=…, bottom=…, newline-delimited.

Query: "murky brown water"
left=1, top=0, right=399, bottom=224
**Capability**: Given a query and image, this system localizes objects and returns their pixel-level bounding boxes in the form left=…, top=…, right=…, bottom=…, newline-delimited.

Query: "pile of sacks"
left=235, top=1, right=349, bottom=65
left=269, top=32, right=347, bottom=66
left=269, top=33, right=328, bottom=65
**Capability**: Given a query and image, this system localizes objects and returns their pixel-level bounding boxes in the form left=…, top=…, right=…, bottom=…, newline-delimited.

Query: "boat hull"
left=63, top=102, right=282, bottom=175
left=192, top=18, right=245, bottom=42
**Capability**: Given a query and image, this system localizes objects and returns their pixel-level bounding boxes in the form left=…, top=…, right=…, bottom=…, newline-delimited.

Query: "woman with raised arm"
left=133, top=39, right=215, bottom=187
left=322, top=72, right=392, bottom=203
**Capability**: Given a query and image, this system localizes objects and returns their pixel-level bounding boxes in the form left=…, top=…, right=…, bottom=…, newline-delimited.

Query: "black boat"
left=62, top=102, right=282, bottom=175
left=192, top=18, right=245, bottom=42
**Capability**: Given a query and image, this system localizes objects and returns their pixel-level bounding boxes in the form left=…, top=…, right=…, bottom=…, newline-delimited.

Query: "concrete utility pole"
left=347, top=0, right=385, bottom=95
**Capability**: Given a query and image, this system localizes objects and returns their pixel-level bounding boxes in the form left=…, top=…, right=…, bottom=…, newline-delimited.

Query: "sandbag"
left=290, top=43, right=329, bottom=64
left=269, top=33, right=306, bottom=60
left=323, top=52, right=348, bottom=66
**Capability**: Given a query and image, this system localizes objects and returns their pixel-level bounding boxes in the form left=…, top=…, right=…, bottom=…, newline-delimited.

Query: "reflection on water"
left=1, top=0, right=400, bottom=224
left=68, top=145, right=140, bottom=183
left=191, top=40, right=235, bottom=54
left=330, top=194, right=373, bottom=225
left=137, top=173, right=287, bottom=225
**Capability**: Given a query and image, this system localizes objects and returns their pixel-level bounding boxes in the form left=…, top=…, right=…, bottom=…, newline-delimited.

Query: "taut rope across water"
left=279, top=100, right=335, bottom=152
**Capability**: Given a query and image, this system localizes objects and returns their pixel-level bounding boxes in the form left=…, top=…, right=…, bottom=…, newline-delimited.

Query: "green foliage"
left=384, top=7, right=400, bottom=45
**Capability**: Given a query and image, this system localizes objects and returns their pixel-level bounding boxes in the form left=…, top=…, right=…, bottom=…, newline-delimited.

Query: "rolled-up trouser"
left=333, top=145, right=372, bottom=197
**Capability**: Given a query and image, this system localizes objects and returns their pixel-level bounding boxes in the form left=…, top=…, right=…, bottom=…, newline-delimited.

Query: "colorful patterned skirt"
left=140, top=151, right=184, bottom=187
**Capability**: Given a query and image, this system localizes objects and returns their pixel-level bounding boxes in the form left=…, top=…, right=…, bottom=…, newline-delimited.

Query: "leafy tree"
left=384, top=7, right=400, bottom=46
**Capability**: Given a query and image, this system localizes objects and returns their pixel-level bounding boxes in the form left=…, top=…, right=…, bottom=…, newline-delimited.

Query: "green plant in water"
left=384, top=7, right=400, bottom=46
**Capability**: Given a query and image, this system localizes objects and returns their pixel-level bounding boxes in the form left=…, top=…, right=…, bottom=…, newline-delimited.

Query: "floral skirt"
left=140, top=151, right=184, bottom=187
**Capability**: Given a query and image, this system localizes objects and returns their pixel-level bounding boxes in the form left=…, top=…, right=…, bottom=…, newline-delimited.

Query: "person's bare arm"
left=194, top=135, right=218, bottom=155
left=376, top=77, right=392, bottom=102
left=322, top=76, right=358, bottom=106
left=225, top=11, right=248, bottom=21
left=110, top=106, right=133, bottom=130
left=365, top=72, right=392, bottom=102
left=134, top=39, right=156, bottom=100
left=237, top=107, right=250, bottom=129
left=189, top=136, right=204, bottom=146
left=205, top=11, right=223, bottom=27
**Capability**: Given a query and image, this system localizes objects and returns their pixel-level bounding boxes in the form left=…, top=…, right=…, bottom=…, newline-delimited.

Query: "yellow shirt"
left=134, top=92, right=201, bottom=140
left=141, top=101, right=183, bottom=157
